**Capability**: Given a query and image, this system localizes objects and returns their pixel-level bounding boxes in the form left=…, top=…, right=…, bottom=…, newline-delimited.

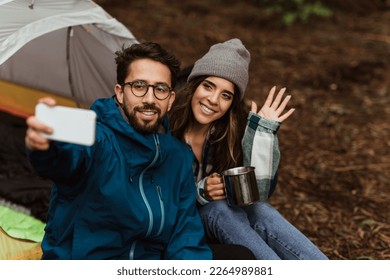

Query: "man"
left=25, top=42, right=212, bottom=259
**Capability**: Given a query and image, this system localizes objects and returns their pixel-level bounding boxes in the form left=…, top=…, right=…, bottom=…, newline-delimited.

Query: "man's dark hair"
left=115, top=42, right=181, bottom=88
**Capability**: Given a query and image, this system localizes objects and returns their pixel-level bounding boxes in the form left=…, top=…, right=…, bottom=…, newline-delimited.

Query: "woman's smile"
left=199, top=102, right=216, bottom=114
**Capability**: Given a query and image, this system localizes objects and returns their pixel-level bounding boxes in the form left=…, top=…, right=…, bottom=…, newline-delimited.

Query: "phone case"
left=35, top=103, right=97, bottom=146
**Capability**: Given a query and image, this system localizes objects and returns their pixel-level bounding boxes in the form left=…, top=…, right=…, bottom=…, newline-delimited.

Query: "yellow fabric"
left=0, top=80, right=77, bottom=117
left=0, top=228, right=42, bottom=260
left=0, top=205, right=45, bottom=259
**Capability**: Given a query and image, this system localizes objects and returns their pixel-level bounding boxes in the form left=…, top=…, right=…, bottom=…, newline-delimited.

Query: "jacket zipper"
left=156, top=185, right=165, bottom=236
left=129, top=134, right=160, bottom=260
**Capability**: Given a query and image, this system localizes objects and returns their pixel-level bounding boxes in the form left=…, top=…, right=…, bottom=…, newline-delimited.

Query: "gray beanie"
left=188, top=38, right=250, bottom=100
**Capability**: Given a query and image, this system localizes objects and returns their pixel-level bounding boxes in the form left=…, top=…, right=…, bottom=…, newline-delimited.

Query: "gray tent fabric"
left=0, top=0, right=138, bottom=107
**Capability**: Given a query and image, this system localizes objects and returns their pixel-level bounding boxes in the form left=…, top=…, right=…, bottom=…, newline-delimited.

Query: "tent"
left=0, top=0, right=138, bottom=259
left=0, top=0, right=138, bottom=117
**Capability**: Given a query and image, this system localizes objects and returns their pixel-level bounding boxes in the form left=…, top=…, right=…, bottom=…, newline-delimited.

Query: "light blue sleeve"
left=196, top=177, right=211, bottom=205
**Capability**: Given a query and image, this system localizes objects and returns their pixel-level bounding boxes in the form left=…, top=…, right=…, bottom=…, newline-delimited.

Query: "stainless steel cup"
left=222, top=166, right=259, bottom=207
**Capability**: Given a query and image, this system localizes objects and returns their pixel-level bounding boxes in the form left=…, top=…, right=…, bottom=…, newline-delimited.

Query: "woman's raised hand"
left=251, top=86, right=295, bottom=123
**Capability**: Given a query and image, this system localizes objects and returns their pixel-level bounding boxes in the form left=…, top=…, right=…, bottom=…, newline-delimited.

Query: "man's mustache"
left=136, top=104, right=161, bottom=114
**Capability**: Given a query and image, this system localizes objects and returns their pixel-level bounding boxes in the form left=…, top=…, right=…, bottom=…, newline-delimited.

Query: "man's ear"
left=167, top=91, right=176, bottom=112
left=115, top=84, right=124, bottom=104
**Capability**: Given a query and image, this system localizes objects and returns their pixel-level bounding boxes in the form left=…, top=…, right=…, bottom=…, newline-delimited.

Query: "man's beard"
left=122, top=103, right=164, bottom=134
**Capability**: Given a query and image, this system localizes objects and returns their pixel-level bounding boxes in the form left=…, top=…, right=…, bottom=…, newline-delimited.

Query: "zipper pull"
left=157, top=185, right=163, bottom=202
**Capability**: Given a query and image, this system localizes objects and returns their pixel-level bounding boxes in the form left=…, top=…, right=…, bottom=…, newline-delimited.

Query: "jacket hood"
left=90, top=96, right=173, bottom=173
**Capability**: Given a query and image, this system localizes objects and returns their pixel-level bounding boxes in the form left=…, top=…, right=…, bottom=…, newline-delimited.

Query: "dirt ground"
left=96, top=0, right=390, bottom=259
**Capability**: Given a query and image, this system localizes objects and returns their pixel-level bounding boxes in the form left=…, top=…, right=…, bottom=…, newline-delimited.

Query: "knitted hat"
left=188, top=38, right=250, bottom=100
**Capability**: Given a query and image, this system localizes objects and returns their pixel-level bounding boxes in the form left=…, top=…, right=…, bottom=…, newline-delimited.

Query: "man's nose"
left=142, top=86, right=156, bottom=103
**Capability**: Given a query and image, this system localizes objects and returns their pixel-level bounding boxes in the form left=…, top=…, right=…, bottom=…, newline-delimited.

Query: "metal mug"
left=222, top=166, right=259, bottom=207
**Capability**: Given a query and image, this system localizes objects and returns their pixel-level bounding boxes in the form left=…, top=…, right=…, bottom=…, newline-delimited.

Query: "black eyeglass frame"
left=121, top=81, right=173, bottom=101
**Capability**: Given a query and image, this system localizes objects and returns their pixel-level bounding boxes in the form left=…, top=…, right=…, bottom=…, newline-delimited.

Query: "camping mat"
left=0, top=227, right=42, bottom=260
left=0, top=204, right=45, bottom=242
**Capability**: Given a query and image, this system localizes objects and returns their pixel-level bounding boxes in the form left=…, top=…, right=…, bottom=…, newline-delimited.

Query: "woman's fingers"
left=278, top=108, right=295, bottom=122
left=250, top=101, right=257, bottom=113
left=275, top=93, right=295, bottom=121
left=270, top=87, right=286, bottom=110
left=257, top=86, right=295, bottom=122
left=275, top=94, right=291, bottom=115
left=207, top=190, right=226, bottom=200
left=205, top=173, right=226, bottom=200
left=263, top=86, right=276, bottom=108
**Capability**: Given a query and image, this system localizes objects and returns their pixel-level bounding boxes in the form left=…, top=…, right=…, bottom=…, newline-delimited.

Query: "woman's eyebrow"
left=203, top=79, right=234, bottom=96
left=203, top=79, right=216, bottom=88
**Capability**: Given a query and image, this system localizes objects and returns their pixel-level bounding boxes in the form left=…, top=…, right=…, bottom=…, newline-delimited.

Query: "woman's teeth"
left=200, top=104, right=214, bottom=114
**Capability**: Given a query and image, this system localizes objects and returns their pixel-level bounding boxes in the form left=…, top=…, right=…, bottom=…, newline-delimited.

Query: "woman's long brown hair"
left=169, top=75, right=249, bottom=174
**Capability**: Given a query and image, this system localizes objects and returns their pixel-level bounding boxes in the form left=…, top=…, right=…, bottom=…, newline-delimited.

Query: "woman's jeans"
left=199, top=200, right=328, bottom=260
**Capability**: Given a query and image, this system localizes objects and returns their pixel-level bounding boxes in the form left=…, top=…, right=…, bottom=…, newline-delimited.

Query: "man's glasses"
left=121, top=80, right=173, bottom=100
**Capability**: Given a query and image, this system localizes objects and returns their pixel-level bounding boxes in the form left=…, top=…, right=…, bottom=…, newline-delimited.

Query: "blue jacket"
left=27, top=97, right=212, bottom=260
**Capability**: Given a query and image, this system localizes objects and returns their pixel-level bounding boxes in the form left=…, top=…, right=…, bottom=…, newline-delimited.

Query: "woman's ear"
left=115, top=84, right=124, bottom=104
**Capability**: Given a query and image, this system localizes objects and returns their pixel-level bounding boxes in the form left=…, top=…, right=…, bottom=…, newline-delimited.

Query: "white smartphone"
left=35, top=103, right=97, bottom=146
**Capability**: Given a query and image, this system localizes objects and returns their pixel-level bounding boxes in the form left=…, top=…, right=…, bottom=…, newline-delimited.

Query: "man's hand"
left=25, top=97, right=56, bottom=151
left=252, top=86, right=295, bottom=122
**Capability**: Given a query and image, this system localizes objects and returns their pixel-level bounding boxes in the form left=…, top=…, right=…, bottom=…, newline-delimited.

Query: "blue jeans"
left=199, top=200, right=328, bottom=260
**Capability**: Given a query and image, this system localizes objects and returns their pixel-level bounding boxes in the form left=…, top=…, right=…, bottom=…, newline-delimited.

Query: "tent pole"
left=66, top=27, right=81, bottom=108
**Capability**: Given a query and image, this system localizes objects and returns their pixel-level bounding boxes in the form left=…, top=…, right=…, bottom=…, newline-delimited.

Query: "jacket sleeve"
left=242, top=111, right=280, bottom=199
left=196, top=177, right=212, bottom=206
left=165, top=158, right=212, bottom=260
left=26, top=141, right=92, bottom=183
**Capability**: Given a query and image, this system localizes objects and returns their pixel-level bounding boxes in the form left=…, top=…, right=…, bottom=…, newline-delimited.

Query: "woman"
left=169, top=38, right=328, bottom=260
